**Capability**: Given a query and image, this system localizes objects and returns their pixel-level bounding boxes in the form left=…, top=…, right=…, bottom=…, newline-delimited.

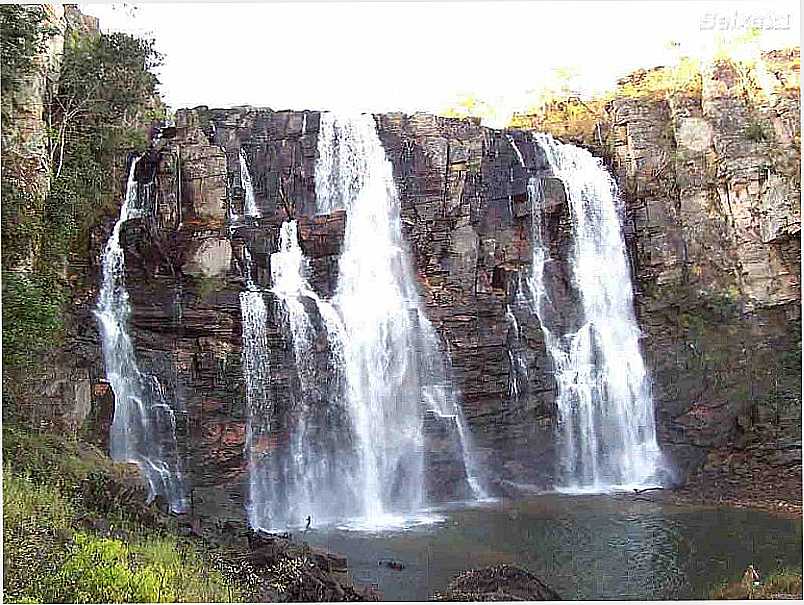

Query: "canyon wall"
left=22, top=51, right=801, bottom=522
left=600, top=51, right=801, bottom=487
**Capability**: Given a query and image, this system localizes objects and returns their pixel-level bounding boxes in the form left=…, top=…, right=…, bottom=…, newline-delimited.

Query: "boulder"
left=435, top=564, right=562, bottom=601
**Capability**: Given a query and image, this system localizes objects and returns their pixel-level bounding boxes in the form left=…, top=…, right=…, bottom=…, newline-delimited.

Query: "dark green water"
left=303, top=495, right=802, bottom=601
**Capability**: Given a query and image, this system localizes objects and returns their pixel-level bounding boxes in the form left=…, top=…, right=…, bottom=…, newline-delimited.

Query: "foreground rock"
left=433, top=564, right=562, bottom=601
left=244, top=530, right=380, bottom=602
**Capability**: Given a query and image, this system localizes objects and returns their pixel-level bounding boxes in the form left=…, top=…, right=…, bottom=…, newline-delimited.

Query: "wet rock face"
left=87, top=108, right=572, bottom=517
left=602, top=51, right=801, bottom=481
left=48, top=51, right=799, bottom=523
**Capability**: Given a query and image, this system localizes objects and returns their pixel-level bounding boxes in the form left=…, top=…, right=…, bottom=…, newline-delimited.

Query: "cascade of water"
left=240, top=149, right=260, bottom=218
left=524, top=133, right=663, bottom=491
left=505, top=305, right=528, bottom=402
left=95, top=157, right=187, bottom=512
left=314, top=112, right=375, bottom=216
left=314, top=112, right=486, bottom=526
left=239, top=245, right=275, bottom=527
left=258, top=220, right=353, bottom=528
left=505, top=135, right=529, bottom=404
left=506, top=134, right=527, bottom=168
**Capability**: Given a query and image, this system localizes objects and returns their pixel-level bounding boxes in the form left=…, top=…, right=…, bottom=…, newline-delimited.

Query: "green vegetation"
left=50, top=533, right=239, bottom=603
left=745, top=120, right=770, bottom=142
left=1, top=272, right=67, bottom=370
left=0, top=4, right=54, bottom=117
left=1, top=5, right=163, bottom=395
left=441, top=93, right=503, bottom=124
left=509, top=57, right=702, bottom=147
left=510, top=97, right=607, bottom=147
left=710, top=567, right=802, bottom=599
left=195, top=276, right=228, bottom=302
left=2, top=424, right=244, bottom=603
left=615, top=57, right=702, bottom=100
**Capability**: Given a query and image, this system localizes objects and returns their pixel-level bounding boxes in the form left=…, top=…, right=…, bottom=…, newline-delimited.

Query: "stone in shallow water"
left=435, top=564, right=562, bottom=601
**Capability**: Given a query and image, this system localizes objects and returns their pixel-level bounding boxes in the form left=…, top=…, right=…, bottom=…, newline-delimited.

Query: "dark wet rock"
left=267, top=555, right=381, bottom=602
left=247, top=530, right=293, bottom=566
left=434, top=564, right=562, bottom=601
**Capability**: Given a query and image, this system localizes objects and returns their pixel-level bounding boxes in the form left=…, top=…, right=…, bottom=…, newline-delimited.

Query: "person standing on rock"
left=742, top=564, right=760, bottom=590
left=305, top=515, right=311, bottom=531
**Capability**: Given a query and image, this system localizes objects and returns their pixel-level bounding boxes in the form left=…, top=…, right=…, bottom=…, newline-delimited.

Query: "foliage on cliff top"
left=509, top=57, right=702, bottom=148
left=510, top=42, right=799, bottom=148
left=2, top=424, right=245, bottom=603
left=1, top=9, right=163, bottom=392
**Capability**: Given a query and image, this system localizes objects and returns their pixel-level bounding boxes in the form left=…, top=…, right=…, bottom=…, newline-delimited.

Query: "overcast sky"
left=80, top=1, right=800, bottom=125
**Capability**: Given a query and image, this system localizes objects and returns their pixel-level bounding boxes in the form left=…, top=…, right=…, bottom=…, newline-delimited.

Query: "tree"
left=47, top=31, right=164, bottom=179
left=0, top=4, right=55, bottom=120
left=1, top=20, right=166, bottom=382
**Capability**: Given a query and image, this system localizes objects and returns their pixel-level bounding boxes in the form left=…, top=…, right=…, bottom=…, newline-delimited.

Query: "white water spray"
left=315, top=113, right=486, bottom=527
left=255, top=220, right=354, bottom=528
left=95, top=157, right=187, bottom=512
left=239, top=244, right=275, bottom=527
left=526, top=134, right=663, bottom=492
left=240, top=149, right=260, bottom=218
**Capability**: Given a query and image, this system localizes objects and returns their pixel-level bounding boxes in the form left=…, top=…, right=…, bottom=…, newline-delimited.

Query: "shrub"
left=2, top=470, right=75, bottom=603
left=3, top=424, right=244, bottom=603
left=50, top=533, right=238, bottom=603
left=54, top=534, right=141, bottom=603
left=745, top=120, right=769, bottom=142
left=1, top=271, right=66, bottom=371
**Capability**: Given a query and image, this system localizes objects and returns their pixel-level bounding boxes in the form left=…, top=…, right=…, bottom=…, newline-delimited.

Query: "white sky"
left=79, top=1, right=800, bottom=125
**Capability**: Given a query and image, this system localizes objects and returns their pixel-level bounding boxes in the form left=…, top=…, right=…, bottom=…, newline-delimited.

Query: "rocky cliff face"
left=91, top=110, right=565, bottom=518
left=31, top=51, right=800, bottom=522
left=517, top=49, right=801, bottom=497
left=605, top=51, right=801, bottom=482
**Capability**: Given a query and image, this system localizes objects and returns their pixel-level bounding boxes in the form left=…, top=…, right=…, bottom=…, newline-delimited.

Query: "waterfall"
left=240, top=149, right=260, bottom=217
left=239, top=245, right=275, bottom=527
left=313, top=112, right=375, bottom=216
left=95, top=157, right=187, bottom=512
left=252, top=219, right=353, bottom=529
left=506, top=305, right=527, bottom=403
left=525, top=133, right=663, bottom=491
left=314, top=112, right=486, bottom=527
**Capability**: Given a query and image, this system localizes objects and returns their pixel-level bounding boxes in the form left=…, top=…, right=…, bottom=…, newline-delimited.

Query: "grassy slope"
left=1, top=424, right=246, bottom=603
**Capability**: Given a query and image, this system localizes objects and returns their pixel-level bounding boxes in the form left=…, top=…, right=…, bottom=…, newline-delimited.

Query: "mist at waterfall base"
left=95, top=157, right=188, bottom=513
left=512, top=133, right=667, bottom=494
left=241, top=113, right=486, bottom=532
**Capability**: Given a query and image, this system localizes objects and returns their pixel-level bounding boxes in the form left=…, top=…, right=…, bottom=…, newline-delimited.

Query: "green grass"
left=2, top=424, right=244, bottom=603
left=711, top=568, right=803, bottom=599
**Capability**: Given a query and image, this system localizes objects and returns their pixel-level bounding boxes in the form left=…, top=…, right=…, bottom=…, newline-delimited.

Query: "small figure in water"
left=305, top=515, right=311, bottom=531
